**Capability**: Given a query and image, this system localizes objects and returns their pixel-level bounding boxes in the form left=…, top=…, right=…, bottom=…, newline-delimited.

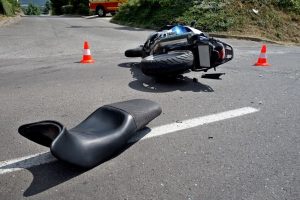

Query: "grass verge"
left=112, top=0, right=300, bottom=44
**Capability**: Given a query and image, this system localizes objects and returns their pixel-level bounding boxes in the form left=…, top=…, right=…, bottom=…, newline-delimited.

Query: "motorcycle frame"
left=145, top=33, right=234, bottom=72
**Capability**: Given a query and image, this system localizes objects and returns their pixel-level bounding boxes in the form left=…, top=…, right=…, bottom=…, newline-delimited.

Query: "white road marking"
left=129, top=107, right=259, bottom=142
left=0, top=152, right=55, bottom=175
left=0, top=107, right=259, bottom=175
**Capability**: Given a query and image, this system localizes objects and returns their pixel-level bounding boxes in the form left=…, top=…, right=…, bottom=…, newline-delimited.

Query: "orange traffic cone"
left=80, top=41, right=95, bottom=64
left=255, top=44, right=270, bottom=67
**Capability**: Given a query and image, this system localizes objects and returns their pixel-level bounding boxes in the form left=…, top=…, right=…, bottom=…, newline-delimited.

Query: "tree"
left=70, top=0, right=89, bottom=15
left=43, top=0, right=51, bottom=14
left=25, top=3, right=41, bottom=15
left=50, top=0, right=68, bottom=15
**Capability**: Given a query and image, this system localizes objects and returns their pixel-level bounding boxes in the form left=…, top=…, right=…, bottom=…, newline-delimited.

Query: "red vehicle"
left=89, top=0, right=127, bottom=17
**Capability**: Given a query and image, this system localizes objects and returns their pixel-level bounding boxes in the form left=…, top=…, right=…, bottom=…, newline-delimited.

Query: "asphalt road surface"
left=0, top=16, right=299, bottom=200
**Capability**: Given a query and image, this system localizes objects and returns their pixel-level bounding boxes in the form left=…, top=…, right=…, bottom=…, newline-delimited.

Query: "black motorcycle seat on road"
left=19, top=99, right=162, bottom=168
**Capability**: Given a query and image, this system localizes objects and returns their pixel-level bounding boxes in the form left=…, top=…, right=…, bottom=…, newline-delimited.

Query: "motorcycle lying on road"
left=125, top=24, right=234, bottom=78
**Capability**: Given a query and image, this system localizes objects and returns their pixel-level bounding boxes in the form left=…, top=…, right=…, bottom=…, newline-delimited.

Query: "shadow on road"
left=66, top=25, right=148, bottom=32
left=114, top=26, right=149, bottom=32
left=118, top=62, right=214, bottom=93
left=23, top=161, right=86, bottom=197
left=1, top=128, right=151, bottom=197
left=67, top=25, right=114, bottom=29
left=22, top=15, right=84, bottom=19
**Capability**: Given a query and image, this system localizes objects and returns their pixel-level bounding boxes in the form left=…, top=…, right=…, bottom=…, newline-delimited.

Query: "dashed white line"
left=0, top=107, right=259, bottom=175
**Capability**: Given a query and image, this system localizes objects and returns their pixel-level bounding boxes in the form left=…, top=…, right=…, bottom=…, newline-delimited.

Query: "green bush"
left=7, top=0, right=18, bottom=9
left=50, top=0, right=68, bottom=15
left=25, top=3, right=41, bottom=15
left=51, top=0, right=88, bottom=15
left=240, top=0, right=300, bottom=14
left=114, top=0, right=235, bottom=31
left=0, top=0, right=14, bottom=16
left=69, top=0, right=89, bottom=15
left=0, top=1, right=2, bottom=14
left=113, top=0, right=194, bottom=28
left=115, top=0, right=300, bottom=30
left=176, top=1, right=237, bottom=32
left=273, top=0, right=300, bottom=14
left=61, top=5, right=73, bottom=14
left=77, top=2, right=89, bottom=15
left=112, top=0, right=300, bottom=43
left=43, top=0, right=51, bottom=14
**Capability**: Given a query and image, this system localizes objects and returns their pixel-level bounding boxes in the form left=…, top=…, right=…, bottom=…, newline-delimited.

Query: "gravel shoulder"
left=0, top=14, right=22, bottom=27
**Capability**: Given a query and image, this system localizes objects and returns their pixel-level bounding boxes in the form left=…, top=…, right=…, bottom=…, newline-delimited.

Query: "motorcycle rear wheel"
left=141, top=51, right=194, bottom=77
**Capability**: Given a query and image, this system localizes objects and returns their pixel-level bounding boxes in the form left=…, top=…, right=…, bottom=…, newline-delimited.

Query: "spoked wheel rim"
left=97, top=8, right=104, bottom=16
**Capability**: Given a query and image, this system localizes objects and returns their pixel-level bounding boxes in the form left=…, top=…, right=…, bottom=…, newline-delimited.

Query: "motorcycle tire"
left=96, top=7, right=106, bottom=17
left=125, top=46, right=144, bottom=57
left=141, top=51, right=194, bottom=77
